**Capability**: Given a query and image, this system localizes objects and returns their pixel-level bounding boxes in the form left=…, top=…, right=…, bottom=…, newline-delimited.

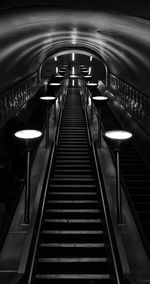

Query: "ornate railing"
left=109, top=74, right=150, bottom=136
left=0, top=73, right=44, bottom=128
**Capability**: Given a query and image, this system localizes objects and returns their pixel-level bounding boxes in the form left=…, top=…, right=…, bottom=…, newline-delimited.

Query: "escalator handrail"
left=27, top=95, right=65, bottom=284
left=84, top=106, right=121, bottom=284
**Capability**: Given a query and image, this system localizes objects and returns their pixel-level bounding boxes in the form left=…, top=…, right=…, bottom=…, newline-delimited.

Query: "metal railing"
left=0, top=72, right=42, bottom=128
left=109, top=74, right=150, bottom=137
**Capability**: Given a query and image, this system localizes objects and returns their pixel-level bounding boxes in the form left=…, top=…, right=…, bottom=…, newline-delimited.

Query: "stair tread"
left=44, top=219, right=102, bottom=223
left=38, top=257, right=107, bottom=263
left=50, top=178, right=94, bottom=181
left=47, top=200, right=98, bottom=204
left=42, top=230, right=104, bottom=234
left=54, top=165, right=91, bottom=168
left=35, top=274, right=110, bottom=279
left=52, top=175, right=93, bottom=178
left=48, top=192, right=97, bottom=195
left=40, top=243, right=105, bottom=248
left=49, top=184, right=96, bottom=188
left=54, top=156, right=90, bottom=159
left=46, top=209, right=100, bottom=213
left=53, top=170, right=92, bottom=173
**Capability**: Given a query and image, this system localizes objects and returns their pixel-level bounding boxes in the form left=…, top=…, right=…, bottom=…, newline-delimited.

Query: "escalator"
left=29, top=84, right=118, bottom=283
left=100, top=103, right=150, bottom=257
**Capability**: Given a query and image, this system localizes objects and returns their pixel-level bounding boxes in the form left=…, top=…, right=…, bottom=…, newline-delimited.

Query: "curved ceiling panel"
left=0, top=7, right=150, bottom=95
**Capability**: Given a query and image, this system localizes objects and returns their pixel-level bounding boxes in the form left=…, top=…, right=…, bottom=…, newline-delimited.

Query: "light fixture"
left=40, top=96, right=56, bottom=147
left=72, top=53, right=75, bottom=61
left=105, top=130, right=132, bottom=223
left=92, top=96, right=109, bottom=148
left=14, top=129, right=42, bottom=224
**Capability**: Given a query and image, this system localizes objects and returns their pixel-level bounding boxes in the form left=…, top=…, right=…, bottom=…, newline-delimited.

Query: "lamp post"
left=86, top=83, right=98, bottom=122
left=104, top=130, right=132, bottom=224
left=82, top=70, right=89, bottom=76
left=83, top=75, right=92, bottom=82
left=80, top=66, right=86, bottom=70
left=60, top=67, right=67, bottom=71
left=40, top=96, right=56, bottom=147
left=48, top=82, right=61, bottom=101
left=92, top=96, right=109, bottom=148
left=14, top=129, right=42, bottom=224
left=83, top=76, right=93, bottom=106
left=54, top=74, right=64, bottom=82
left=48, top=82, right=61, bottom=118
left=58, top=70, right=65, bottom=76
left=86, top=82, right=98, bottom=90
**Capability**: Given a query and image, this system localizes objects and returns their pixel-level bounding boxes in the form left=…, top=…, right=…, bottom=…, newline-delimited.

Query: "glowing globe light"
left=87, top=83, right=98, bottom=87
left=105, top=130, right=132, bottom=140
left=15, top=129, right=42, bottom=140
left=40, top=96, right=56, bottom=101
left=49, top=83, right=61, bottom=86
left=104, top=129, right=132, bottom=224
left=69, top=75, right=79, bottom=78
left=92, top=96, right=108, bottom=101
left=14, top=128, right=42, bottom=224
left=55, top=75, right=63, bottom=78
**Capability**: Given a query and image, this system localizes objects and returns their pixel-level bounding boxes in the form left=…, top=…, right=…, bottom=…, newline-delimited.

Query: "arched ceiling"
left=0, top=2, right=150, bottom=95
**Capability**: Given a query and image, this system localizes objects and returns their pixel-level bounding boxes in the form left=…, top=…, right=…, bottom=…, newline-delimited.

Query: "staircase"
left=30, top=86, right=117, bottom=283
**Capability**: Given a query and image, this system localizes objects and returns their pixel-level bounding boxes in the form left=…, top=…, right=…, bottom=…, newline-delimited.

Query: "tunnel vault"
left=39, top=47, right=109, bottom=86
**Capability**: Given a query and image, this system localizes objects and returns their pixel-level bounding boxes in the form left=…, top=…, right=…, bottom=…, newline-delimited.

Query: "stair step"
left=54, top=162, right=90, bottom=166
left=53, top=169, right=92, bottom=173
left=52, top=175, right=93, bottom=178
left=47, top=200, right=98, bottom=204
left=38, top=257, right=107, bottom=263
left=59, top=134, right=87, bottom=136
left=57, top=146, right=89, bottom=150
left=35, top=273, right=110, bottom=280
left=56, top=152, right=89, bottom=156
left=48, top=192, right=97, bottom=196
left=54, top=156, right=90, bottom=159
left=40, top=243, right=105, bottom=248
left=60, top=127, right=86, bottom=130
left=45, top=209, right=100, bottom=213
left=43, top=219, right=102, bottom=223
left=39, top=246, right=107, bottom=258
left=49, top=184, right=96, bottom=188
left=50, top=178, right=94, bottom=182
left=54, top=165, right=91, bottom=169
left=42, top=219, right=104, bottom=230
left=58, top=137, right=87, bottom=140
left=46, top=202, right=99, bottom=209
left=36, top=260, right=109, bottom=274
